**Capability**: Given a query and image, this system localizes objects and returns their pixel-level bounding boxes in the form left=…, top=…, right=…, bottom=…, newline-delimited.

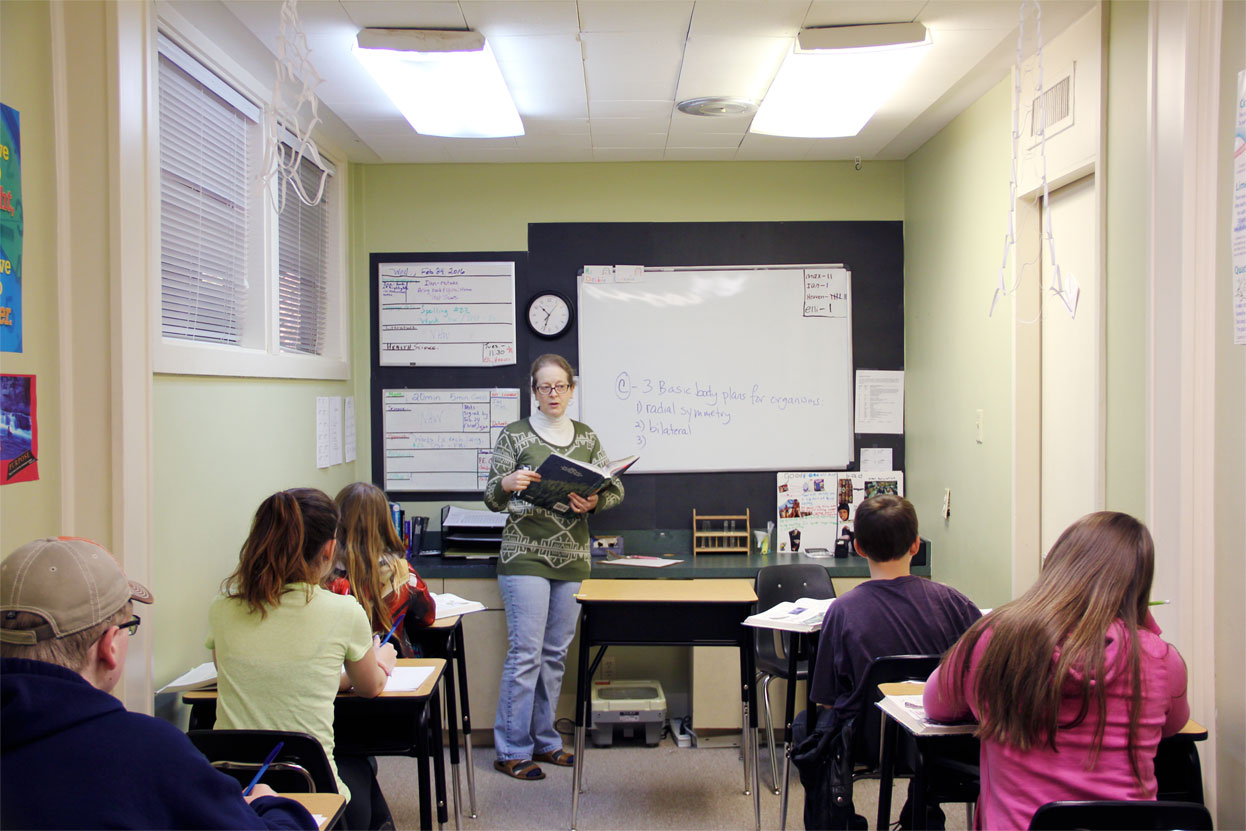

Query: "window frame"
left=150, top=9, right=349, bottom=380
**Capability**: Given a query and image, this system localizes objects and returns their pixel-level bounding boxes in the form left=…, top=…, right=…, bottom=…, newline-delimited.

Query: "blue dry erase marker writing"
left=242, top=741, right=284, bottom=796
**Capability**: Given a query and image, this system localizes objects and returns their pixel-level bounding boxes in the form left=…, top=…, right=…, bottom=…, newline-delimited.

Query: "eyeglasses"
left=115, top=615, right=141, bottom=637
left=535, top=383, right=571, bottom=396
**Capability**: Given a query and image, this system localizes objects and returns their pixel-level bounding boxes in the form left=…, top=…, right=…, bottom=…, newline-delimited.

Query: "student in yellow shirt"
left=208, top=488, right=397, bottom=829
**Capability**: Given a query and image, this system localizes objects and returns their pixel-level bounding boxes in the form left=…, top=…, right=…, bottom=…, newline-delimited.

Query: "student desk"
left=874, top=681, right=1210, bottom=831
left=280, top=792, right=346, bottom=831
left=570, top=578, right=761, bottom=831
left=184, top=658, right=448, bottom=831
left=409, top=615, right=478, bottom=825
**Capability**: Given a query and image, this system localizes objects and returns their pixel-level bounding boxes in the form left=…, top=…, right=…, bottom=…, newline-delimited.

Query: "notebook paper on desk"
left=742, top=597, right=834, bottom=633
left=384, top=666, right=435, bottom=693
left=430, top=592, right=486, bottom=618
left=876, top=694, right=977, bottom=736
left=157, top=662, right=218, bottom=693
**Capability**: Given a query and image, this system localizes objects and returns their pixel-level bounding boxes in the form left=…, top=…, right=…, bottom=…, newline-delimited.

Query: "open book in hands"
left=742, top=597, right=836, bottom=633
left=517, top=453, right=639, bottom=513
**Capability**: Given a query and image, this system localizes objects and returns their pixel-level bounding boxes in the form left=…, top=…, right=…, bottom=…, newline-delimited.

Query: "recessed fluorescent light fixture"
left=751, top=22, right=932, bottom=139
left=353, top=28, right=523, bottom=138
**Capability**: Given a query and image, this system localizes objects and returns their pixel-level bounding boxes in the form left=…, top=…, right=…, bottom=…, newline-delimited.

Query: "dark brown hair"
left=334, top=482, right=405, bottom=633
left=852, top=495, right=918, bottom=562
left=530, top=354, right=574, bottom=390
left=223, top=488, right=339, bottom=617
left=937, top=511, right=1154, bottom=783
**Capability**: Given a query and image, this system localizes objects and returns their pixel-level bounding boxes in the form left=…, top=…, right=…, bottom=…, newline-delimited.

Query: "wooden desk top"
left=182, top=658, right=445, bottom=701
left=278, top=793, right=345, bottom=831
left=426, top=614, right=461, bottom=630
left=878, top=681, right=1207, bottom=739
left=577, top=578, right=757, bottom=603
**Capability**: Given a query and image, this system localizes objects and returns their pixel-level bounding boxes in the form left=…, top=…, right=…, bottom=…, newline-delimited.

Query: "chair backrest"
left=188, top=729, right=338, bottom=794
left=753, top=564, right=835, bottom=673
left=851, top=653, right=943, bottom=771
left=1028, top=800, right=1213, bottom=830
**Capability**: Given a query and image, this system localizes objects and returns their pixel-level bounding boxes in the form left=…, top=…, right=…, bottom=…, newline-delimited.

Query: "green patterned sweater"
left=483, top=419, right=625, bottom=581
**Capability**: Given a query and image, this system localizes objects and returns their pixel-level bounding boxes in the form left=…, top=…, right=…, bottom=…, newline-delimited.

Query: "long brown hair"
left=223, top=488, right=339, bottom=617
left=938, top=511, right=1155, bottom=782
left=334, top=482, right=405, bottom=632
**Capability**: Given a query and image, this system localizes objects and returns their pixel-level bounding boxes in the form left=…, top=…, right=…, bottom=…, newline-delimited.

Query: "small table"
left=278, top=792, right=346, bottom=831
left=185, top=659, right=448, bottom=831
left=570, top=578, right=761, bottom=831
left=875, top=681, right=1210, bottom=830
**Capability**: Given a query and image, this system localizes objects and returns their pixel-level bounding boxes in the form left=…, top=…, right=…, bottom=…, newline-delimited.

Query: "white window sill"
left=154, top=339, right=349, bottom=380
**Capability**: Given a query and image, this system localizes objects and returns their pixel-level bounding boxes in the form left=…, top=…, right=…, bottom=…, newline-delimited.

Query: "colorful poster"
left=1, top=374, right=38, bottom=484
left=0, top=103, right=21, bottom=353
left=776, top=470, right=904, bottom=555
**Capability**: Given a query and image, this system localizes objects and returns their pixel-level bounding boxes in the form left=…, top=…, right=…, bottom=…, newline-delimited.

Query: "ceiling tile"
left=578, top=1, right=694, bottom=33
left=446, top=138, right=523, bottom=162
left=581, top=31, right=686, bottom=100
left=590, top=117, right=671, bottom=135
left=688, top=1, right=807, bottom=37
left=735, top=132, right=812, bottom=160
left=460, top=1, right=580, bottom=35
left=668, top=111, right=752, bottom=135
left=592, top=148, right=665, bottom=161
left=589, top=131, right=668, bottom=149
left=664, top=147, right=739, bottom=161
left=665, top=131, right=745, bottom=149
left=337, top=1, right=466, bottom=29
left=491, top=34, right=588, bottom=118
left=674, top=35, right=789, bottom=101
left=516, top=132, right=593, bottom=150
left=514, top=147, right=596, bottom=162
left=521, top=117, right=592, bottom=136
left=589, top=100, right=672, bottom=119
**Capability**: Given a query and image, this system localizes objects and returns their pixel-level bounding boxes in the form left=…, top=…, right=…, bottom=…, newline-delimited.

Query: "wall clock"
left=526, top=291, right=574, bottom=339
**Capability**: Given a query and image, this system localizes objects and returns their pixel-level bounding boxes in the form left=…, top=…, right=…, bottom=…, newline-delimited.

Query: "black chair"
left=188, top=729, right=338, bottom=794
left=1029, top=800, right=1213, bottom=830
left=862, top=654, right=979, bottom=830
left=753, top=564, right=835, bottom=792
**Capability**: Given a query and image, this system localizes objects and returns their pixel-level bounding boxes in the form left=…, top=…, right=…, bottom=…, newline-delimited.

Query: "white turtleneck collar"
left=530, top=408, right=574, bottom=447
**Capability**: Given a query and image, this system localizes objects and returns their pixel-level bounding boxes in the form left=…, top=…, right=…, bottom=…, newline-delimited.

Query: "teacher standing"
left=484, top=354, right=625, bottom=781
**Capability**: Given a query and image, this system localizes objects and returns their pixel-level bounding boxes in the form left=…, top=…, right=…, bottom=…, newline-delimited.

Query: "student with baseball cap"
left=1, top=536, right=316, bottom=830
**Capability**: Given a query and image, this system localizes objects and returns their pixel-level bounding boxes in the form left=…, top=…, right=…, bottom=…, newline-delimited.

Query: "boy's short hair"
left=1, top=604, right=133, bottom=670
left=852, top=495, right=918, bottom=562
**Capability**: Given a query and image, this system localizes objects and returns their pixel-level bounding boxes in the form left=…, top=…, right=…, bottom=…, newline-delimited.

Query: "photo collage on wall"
left=776, top=470, right=904, bottom=556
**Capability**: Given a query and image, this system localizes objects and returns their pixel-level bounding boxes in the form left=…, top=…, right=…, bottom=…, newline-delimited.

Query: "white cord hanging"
left=258, top=0, right=327, bottom=212
left=990, top=0, right=1078, bottom=320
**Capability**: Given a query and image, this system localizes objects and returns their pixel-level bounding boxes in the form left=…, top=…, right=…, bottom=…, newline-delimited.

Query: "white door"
left=1039, top=173, right=1103, bottom=557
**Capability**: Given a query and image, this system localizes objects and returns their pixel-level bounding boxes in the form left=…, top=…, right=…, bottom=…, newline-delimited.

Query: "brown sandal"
left=534, top=749, right=575, bottom=767
left=494, top=759, right=545, bottom=780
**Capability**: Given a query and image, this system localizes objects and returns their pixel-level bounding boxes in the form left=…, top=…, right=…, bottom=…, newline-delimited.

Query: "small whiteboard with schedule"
left=578, top=264, right=854, bottom=473
left=377, top=261, right=516, bottom=366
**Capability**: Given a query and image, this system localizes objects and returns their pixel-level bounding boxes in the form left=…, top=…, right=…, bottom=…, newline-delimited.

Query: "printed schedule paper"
left=378, top=261, right=516, bottom=366
left=383, top=388, right=519, bottom=491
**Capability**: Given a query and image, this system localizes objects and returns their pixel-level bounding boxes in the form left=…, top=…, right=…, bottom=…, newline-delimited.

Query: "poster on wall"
left=1, top=374, right=38, bottom=484
left=0, top=103, right=21, bottom=353
left=776, top=470, right=904, bottom=555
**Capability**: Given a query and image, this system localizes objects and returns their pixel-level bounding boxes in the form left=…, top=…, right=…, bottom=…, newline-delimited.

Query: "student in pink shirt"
left=924, top=512, right=1189, bottom=830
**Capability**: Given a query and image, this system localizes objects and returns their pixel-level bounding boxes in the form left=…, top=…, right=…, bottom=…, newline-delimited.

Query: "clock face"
left=527, top=292, right=573, bottom=338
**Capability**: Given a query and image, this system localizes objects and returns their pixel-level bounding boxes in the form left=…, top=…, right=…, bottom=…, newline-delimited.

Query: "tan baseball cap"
left=0, top=537, right=154, bottom=645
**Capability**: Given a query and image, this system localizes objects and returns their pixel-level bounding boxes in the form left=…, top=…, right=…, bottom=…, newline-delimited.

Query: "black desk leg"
left=570, top=608, right=590, bottom=831
left=416, top=697, right=433, bottom=831
left=431, top=688, right=448, bottom=829
left=877, top=717, right=898, bottom=831
left=441, top=633, right=463, bottom=829
left=779, top=633, right=801, bottom=830
left=911, top=744, right=928, bottom=831
left=453, top=621, right=478, bottom=818
left=737, top=631, right=761, bottom=831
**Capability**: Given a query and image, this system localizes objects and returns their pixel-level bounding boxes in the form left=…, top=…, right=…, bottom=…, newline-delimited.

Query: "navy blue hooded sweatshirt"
left=1, top=657, right=316, bottom=830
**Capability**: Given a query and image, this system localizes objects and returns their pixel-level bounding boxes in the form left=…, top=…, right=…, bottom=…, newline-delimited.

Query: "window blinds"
left=277, top=154, right=331, bottom=355
left=157, top=39, right=254, bottom=345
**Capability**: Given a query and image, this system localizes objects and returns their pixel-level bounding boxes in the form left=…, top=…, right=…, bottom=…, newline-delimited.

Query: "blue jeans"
left=494, top=575, right=581, bottom=761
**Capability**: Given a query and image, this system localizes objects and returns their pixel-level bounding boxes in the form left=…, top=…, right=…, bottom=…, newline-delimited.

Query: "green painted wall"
left=349, top=160, right=905, bottom=529
left=902, top=77, right=1015, bottom=609
left=151, top=376, right=357, bottom=695
left=0, top=0, right=61, bottom=549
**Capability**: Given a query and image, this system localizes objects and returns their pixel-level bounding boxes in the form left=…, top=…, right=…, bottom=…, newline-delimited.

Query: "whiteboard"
left=377, top=261, right=516, bottom=366
left=578, top=265, right=853, bottom=473
left=382, top=388, right=519, bottom=491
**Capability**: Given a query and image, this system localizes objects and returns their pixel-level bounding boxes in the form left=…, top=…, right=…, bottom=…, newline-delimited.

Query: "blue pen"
left=380, top=611, right=407, bottom=647
left=242, top=741, right=284, bottom=796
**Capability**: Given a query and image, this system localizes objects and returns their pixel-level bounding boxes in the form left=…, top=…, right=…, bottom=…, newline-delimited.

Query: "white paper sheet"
left=860, top=448, right=893, bottom=471
left=384, top=665, right=435, bottom=693
left=344, top=397, right=356, bottom=463
left=855, top=370, right=904, bottom=434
